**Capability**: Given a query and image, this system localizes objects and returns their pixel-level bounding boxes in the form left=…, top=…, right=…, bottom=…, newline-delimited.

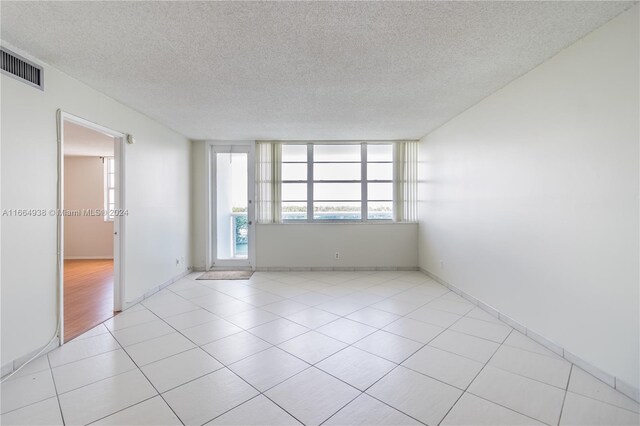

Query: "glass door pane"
left=216, top=152, right=248, bottom=260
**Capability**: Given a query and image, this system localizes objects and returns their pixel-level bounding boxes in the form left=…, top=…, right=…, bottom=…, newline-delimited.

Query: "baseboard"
left=122, top=267, right=193, bottom=310
left=420, top=267, right=640, bottom=403
left=1, top=337, right=60, bottom=380
left=64, top=256, right=114, bottom=260
left=193, top=266, right=420, bottom=273
left=255, top=266, right=419, bottom=272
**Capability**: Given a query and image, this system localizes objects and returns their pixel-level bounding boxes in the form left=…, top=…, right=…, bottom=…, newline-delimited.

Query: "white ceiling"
left=1, top=1, right=634, bottom=141
left=63, top=120, right=114, bottom=157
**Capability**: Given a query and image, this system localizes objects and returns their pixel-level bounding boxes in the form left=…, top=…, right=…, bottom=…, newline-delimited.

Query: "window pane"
left=282, top=144, right=307, bottom=162
left=314, top=163, right=360, bottom=181
left=282, top=183, right=307, bottom=201
left=108, top=188, right=115, bottom=202
left=314, top=183, right=360, bottom=201
left=367, top=163, right=392, bottom=181
left=282, top=163, right=307, bottom=181
left=368, top=182, right=392, bottom=201
left=108, top=174, right=115, bottom=188
left=368, top=144, right=393, bottom=161
left=107, top=158, right=115, bottom=172
left=314, top=145, right=360, bottom=162
left=282, top=202, right=307, bottom=220
left=368, top=202, right=393, bottom=220
left=314, top=202, right=361, bottom=220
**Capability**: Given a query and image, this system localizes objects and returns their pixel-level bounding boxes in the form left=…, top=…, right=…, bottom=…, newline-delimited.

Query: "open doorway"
left=59, top=113, right=125, bottom=343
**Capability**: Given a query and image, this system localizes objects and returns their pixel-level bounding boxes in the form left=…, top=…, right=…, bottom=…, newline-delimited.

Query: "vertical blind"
left=395, top=141, right=419, bottom=222
left=255, top=142, right=282, bottom=223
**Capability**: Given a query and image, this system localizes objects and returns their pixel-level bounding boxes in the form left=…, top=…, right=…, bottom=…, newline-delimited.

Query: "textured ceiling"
left=64, top=121, right=114, bottom=157
left=1, top=1, right=635, bottom=140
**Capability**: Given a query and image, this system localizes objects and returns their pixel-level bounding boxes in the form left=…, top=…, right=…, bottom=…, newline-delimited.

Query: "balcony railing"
left=231, top=212, right=248, bottom=258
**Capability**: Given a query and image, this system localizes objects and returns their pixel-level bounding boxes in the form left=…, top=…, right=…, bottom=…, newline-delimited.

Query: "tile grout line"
left=0, top=272, right=442, bottom=423
left=46, top=354, right=66, bottom=426
left=318, top=392, right=428, bottom=426
left=3, top=339, right=139, bottom=416
left=1, top=349, right=124, bottom=417
left=457, top=328, right=564, bottom=425
left=184, top=273, right=433, bottom=424
left=8, top=271, right=634, bottom=425
left=353, top=308, right=468, bottom=422
left=102, top=323, right=187, bottom=426
left=209, top=363, right=310, bottom=426
left=421, top=268, right=640, bottom=403
left=560, top=389, right=640, bottom=415
left=260, top=372, right=353, bottom=426
left=472, top=344, right=575, bottom=392
left=207, top=393, right=305, bottom=426
left=47, top=339, right=122, bottom=370
left=50, top=355, right=136, bottom=397
left=436, top=328, right=513, bottom=425
left=369, top=307, right=475, bottom=412
left=85, top=395, right=160, bottom=426
left=49, top=332, right=163, bottom=425
left=161, top=272, right=510, bottom=425
left=165, top=273, right=431, bottom=360
left=0, top=382, right=58, bottom=417
left=128, top=288, right=326, bottom=426
left=557, top=364, right=573, bottom=426
left=466, top=392, right=554, bottom=425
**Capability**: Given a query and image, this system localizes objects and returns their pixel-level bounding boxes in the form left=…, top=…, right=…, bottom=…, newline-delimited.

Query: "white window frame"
left=207, top=142, right=256, bottom=270
left=104, top=156, right=115, bottom=222
left=280, top=143, right=309, bottom=221
left=281, top=142, right=395, bottom=223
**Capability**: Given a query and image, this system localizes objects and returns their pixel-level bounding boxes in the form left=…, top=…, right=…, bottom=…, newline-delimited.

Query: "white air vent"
left=1, top=47, right=44, bottom=90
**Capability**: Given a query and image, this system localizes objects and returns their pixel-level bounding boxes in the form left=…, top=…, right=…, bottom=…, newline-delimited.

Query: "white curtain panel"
left=255, top=142, right=282, bottom=224
left=395, top=141, right=418, bottom=222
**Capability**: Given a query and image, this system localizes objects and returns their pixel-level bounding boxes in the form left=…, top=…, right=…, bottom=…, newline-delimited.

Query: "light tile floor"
left=2, top=270, right=639, bottom=425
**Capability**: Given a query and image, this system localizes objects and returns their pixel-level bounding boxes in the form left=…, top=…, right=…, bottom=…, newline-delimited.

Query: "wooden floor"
left=64, top=259, right=115, bottom=342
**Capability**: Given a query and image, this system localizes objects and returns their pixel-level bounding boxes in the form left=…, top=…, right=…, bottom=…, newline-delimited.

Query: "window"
left=281, top=143, right=394, bottom=222
left=366, top=144, right=393, bottom=220
left=256, top=140, right=417, bottom=224
left=313, top=144, right=362, bottom=220
left=104, top=157, right=115, bottom=221
left=281, top=144, right=308, bottom=220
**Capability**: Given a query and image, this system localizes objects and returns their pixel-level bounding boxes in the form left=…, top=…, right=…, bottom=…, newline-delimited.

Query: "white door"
left=210, top=145, right=255, bottom=269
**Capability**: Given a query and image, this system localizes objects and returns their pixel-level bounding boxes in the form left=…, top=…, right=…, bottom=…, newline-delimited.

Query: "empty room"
left=0, top=2, right=638, bottom=426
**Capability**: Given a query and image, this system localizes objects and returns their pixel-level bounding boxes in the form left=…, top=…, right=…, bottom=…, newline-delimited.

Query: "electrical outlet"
left=335, top=252, right=340, bottom=260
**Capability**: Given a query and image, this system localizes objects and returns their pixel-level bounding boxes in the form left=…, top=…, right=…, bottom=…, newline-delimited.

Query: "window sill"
left=260, top=221, right=418, bottom=225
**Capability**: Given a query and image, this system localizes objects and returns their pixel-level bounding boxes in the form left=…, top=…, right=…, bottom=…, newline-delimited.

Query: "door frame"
left=206, top=141, right=255, bottom=270
left=56, top=110, right=126, bottom=344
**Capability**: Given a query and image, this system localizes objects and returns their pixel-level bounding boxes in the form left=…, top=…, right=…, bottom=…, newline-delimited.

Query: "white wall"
left=1, top=45, right=192, bottom=366
left=418, top=7, right=639, bottom=388
left=191, top=142, right=418, bottom=270
left=64, top=156, right=114, bottom=259
left=191, top=140, right=208, bottom=269
left=256, top=223, right=418, bottom=269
